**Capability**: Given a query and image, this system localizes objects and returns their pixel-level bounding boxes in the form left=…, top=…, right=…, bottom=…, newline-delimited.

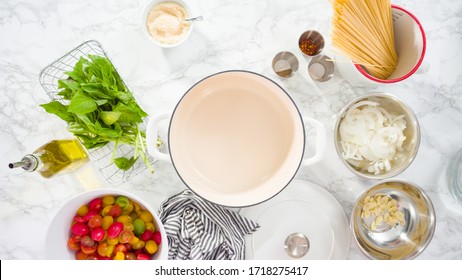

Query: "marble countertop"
left=1, top=0, right=461, bottom=260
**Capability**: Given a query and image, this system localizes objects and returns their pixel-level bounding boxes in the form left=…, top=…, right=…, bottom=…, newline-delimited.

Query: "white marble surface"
left=0, top=0, right=461, bottom=260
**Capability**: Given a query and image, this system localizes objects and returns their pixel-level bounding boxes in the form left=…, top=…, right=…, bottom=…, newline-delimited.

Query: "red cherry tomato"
left=86, top=253, right=99, bottom=260
left=108, top=204, right=122, bottom=218
left=71, top=223, right=89, bottom=236
left=80, top=244, right=97, bottom=255
left=152, top=231, right=162, bottom=245
left=137, top=253, right=150, bottom=260
left=125, top=252, right=136, bottom=260
left=73, top=215, right=86, bottom=224
left=88, top=215, right=103, bottom=229
left=76, top=250, right=88, bottom=260
left=91, top=227, right=105, bottom=242
left=97, top=242, right=108, bottom=257
left=70, top=234, right=82, bottom=243
left=125, top=243, right=133, bottom=251
left=119, top=229, right=135, bottom=244
left=107, top=222, right=124, bottom=239
left=68, top=237, right=80, bottom=251
left=83, top=211, right=98, bottom=223
left=69, top=195, right=158, bottom=261
left=81, top=235, right=95, bottom=247
left=140, top=230, right=153, bottom=242
left=114, top=244, right=127, bottom=254
left=88, top=198, right=103, bottom=213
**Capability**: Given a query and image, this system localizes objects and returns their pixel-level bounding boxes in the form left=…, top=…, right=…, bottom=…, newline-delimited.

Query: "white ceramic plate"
left=240, top=180, right=350, bottom=260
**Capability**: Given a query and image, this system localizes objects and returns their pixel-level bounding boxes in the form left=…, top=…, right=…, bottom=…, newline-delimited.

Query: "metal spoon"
left=184, top=16, right=203, bottom=22
left=284, top=233, right=310, bottom=258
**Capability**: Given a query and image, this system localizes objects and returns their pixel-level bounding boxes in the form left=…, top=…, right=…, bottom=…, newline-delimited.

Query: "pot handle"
left=302, top=117, right=326, bottom=166
left=146, top=112, right=172, bottom=163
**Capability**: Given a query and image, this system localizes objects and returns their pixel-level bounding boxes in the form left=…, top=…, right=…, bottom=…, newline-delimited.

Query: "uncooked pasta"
left=331, top=0, right=398, bottom=79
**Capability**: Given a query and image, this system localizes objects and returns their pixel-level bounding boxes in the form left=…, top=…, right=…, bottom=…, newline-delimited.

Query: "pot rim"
left=167, top=70, right=307, bottom=208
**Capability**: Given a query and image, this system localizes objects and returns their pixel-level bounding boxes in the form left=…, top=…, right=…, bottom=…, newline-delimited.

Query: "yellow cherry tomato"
left=145, top=222, right=156, bottom=232
left=145, top=240, right=158, bottom=255
left=117, top=215, right=132, bottom=225
left=77, top=205, right=88, bottom=217
left=133, top=202, right=141, bottom=214
left=102, top=216, right=114, bottom=230
left=122, top=203, right=134, bottom=215
left=102, top=195, right=115, bottom=206
left=113, top=251, right=125, bottom=260
left=106, top=245, right=115, bottom=258
left=124, top=223, right=134, bottom=231
left=101, top=205, right=112, bottom=216
left=132, top=240, right=145, bottom=250
left=129, top=212, right=138, bottom=221
left=107, top=237, right=119, bottom=246
left=139, top=211, right=153, bottom=223
left=129, top=236, right=139, bottom=246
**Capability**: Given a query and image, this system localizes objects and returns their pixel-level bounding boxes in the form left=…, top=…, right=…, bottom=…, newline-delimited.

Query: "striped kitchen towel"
left=159, top=190, right=259, bottom=260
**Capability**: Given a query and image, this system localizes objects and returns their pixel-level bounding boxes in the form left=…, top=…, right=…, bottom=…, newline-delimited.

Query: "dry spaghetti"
left=331, top=0, right=398, bottom=79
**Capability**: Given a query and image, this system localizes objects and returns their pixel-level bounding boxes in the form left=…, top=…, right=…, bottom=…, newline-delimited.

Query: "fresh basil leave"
left=40, top=55, right=153, bottom=173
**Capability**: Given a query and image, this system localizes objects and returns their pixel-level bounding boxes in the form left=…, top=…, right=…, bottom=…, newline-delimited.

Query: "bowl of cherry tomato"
left=45, top=188, right=168, bottom=260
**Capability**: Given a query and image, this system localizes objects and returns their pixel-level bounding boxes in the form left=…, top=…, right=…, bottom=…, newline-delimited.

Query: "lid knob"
left=284, top=232, right=310, bottom=258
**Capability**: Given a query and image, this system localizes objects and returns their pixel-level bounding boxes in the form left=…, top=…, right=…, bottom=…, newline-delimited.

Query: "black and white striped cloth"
left=159, top=190, right=259, bottom=260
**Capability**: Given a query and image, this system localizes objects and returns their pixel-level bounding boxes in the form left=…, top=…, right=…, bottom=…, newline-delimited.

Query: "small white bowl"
left=141, top=0, right=194, bottom=48
left=45, top=188, right=168, bottom=260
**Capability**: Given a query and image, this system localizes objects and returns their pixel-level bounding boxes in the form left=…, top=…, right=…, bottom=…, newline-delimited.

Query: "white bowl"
left=45, top=188, right=168, bottom=260
left=141, top=0, right=194, bottom=48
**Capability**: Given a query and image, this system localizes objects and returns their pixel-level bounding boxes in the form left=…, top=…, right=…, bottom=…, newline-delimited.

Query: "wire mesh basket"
left=39, top=40, right=155, bottom=185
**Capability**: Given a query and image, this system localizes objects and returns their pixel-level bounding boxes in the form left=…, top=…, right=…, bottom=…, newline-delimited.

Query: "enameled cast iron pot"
left=147, top=70, right=326, bottom=207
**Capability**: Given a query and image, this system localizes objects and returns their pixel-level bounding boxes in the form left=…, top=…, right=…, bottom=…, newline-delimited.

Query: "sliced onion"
left=339, top=102, right=407, bottom=175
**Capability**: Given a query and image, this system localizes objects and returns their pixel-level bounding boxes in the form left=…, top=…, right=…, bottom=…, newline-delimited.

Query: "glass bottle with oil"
left=9, top=139, right=89, bottom=178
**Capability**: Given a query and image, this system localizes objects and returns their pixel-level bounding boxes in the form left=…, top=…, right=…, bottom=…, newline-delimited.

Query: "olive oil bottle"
left=9, top=139, right=89, bottom=178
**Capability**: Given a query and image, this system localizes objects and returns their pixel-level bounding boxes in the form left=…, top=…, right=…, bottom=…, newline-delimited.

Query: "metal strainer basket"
left=39, top=40, right=156, bottom=184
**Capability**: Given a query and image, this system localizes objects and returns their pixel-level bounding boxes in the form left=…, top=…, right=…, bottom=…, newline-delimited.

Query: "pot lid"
left=240, top=180, right=350, bottom=259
